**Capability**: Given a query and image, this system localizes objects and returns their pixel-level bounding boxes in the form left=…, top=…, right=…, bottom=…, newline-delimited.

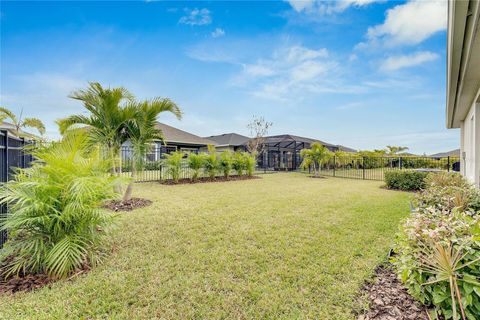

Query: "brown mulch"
left=103, top=197, right=153, bottom=212
left=0, top=273, right=53, bottom=294
left=160, top=175, right=261, bottom=185
left=358, top=265, right=430, bottom=320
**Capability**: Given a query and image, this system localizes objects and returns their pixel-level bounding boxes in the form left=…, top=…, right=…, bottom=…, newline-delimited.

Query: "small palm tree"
left=232, top=152, right=245, bottom=176
left=162, top=151, right=184, bottom=183
left=0, top=107, right=46, bottom=137
left=219, top=150, right=234, bottom=179
left=122, top=98, right=181, bottom=201
left=202, top=145, right=218, bottom=179
left=300, top=142, right=332, bottom=177
left=187, top=152, right=204, bottom=182
left=0, top=131, right=124, bottom=279
left=57, top=82, right=135, bottom=175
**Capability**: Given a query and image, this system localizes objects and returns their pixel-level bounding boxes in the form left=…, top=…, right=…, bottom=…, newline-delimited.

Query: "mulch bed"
left=358, top=265, right=430, bottom=320
left=160, top=175, right=261, bottom=185
left=103, top=197, right=153, bottom=212
left=0, top=273, right=53, bottom=294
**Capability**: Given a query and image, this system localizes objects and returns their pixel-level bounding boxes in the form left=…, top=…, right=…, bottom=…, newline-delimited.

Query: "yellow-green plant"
left=243, top=152, right=256, bottom=177
left=123, top=98, right=181, bottom=201
left=187, top=152, right=204, bottom=181
left=232, top=152, right=245, bottom=176
left=0, top=106, right=45, bottom=137
left=162, top=151, right=184, bottom=183
left=219, top=150, right=233, bottom=179
left=300, top=142, right=332, bottom=177
left=0, top=132, right=124, bottom=279
left=202, top=145, right=218, bottom=179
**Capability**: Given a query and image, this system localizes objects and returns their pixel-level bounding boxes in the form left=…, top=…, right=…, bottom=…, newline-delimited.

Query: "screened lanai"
left=256, top=134, right=341, bottom=171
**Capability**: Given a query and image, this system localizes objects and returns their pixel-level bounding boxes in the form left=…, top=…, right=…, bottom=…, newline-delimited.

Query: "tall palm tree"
left=122, top=98, right=182, bottom=202
left=0, top=107, right=46, bottom=137
left=300, top=142, right=333, bottom=177
left=57, top=82, right=135, bottom=174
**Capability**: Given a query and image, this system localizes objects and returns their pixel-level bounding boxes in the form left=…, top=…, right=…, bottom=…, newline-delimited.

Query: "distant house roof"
left=0, top=121, right=38, bottom=140
left=430, top=148, right=460, bottom=158
left=205, top=133, right=250, bottom=147
left=156, top=122, right=216, bottom=146
left=253, top=134, right=356, bottom=152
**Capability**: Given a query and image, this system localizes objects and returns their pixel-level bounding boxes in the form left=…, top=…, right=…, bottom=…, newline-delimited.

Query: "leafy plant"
left=162, top=151, right=184, bottom=183
left=57, top=82, right=135, bottom=175
left=0, top=106, right=46, bottom=137
left=243, top=152, right=256, bottom=177
left=188, top=152, right=204, bottom=181
left=0, top=132, right=124, bottom=279
left=122, top=98, right=181, bottom=201
left=384, top=170, right=428, bottom=191
left=219, top=150, right=234, bottom=179
left=202, top=145, right=218, bottom=179
left=300, top=142, right=333, bottom=177
left=232, top=152, right=245, bottom=176
left=393, top=172, right=480, bottom=319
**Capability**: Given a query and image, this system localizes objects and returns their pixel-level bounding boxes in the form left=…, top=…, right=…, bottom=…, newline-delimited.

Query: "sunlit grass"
left=0, top=173, right=411, bottom=319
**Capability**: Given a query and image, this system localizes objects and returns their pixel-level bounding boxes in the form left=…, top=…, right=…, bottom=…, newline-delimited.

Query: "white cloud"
left=243, top=64, right=276, bottom=77
left=211, top=28, right=225, bottom=38
left=364, top=0, right=447, bottom=47
left=179, top=8, right=211, bottom=26
left=290, top=60, right=328, bottom=81
left=380, top=51, right=439, bottom=71
left=286, top=0, right=383, bottom=14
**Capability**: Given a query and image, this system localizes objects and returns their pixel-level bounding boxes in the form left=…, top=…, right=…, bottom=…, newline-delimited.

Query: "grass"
left=0, top=173, right=411, bottom=319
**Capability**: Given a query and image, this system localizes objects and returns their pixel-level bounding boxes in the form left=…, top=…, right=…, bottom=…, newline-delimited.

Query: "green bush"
left=232, top=152, right=245, bottom=176
left=162, top=151, right=184, bottom=183
left=384, top=170, right=428, bottom=191
left=219, top=150, right=233, bottom=179
left=187, top=152, right=204, bottom=181
left=202, top=145, right=218, bottom=179
left=0, top=133, right=124, bottom=279
left=393, top=173, right=480, bottom=320
left=243, top=152, right=256, bottom=177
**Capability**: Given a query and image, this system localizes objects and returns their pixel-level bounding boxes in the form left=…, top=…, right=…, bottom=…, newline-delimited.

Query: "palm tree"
left=0, top=107, right=46, bottom=137
left=300, top=142, right=333, bottom=177
left=122, top=98, right=182, bottom=201
left=57, top=82, right=135, bottom=174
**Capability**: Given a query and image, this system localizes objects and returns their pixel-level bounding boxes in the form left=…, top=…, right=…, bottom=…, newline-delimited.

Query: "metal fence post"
left=399, top=157, right=403, bottom=170
left=362, top=156, right=366, bottom=180
left=447, top=156, right=450, bottom=172
left=333, top=155, right=336, bottom=177
left=4, top=130, right=8, bottom=180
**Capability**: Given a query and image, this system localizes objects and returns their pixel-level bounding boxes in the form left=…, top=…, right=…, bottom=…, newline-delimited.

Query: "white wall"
left=460, top=98, right=480, bottom=187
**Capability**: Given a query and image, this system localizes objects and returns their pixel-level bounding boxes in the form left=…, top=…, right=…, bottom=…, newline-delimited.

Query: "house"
left=446, top=0, right=480, bottom=187
left=204, top=133, right=250, bottom=152
left=122, top=122, right=216, bottom=161
left=255, top=134, right=356, bottom=171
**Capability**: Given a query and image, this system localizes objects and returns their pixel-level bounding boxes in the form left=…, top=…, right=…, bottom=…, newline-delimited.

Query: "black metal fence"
left=304, top=155, right=460, bottom=181
left=0, top=130, right=34, bottom=248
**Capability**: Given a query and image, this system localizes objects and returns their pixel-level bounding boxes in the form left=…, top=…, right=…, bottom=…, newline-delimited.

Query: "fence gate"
left=0, top=130, right=33, bottom=248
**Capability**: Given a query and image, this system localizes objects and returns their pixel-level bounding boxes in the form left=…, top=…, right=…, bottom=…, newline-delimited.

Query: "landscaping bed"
left=159, top=175, right=260, bottom=185
left=103, top=197, right=153, bottom=212
left=358, top=264, right=429, bottom=320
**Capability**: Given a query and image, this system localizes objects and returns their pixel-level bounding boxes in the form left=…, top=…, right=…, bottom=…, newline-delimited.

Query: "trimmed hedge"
left=384, top=170, right=428, bottom=191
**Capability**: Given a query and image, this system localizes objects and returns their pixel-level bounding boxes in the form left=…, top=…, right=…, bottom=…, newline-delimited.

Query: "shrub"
left=243, top=152, right=256, bottom=177
left=187, top=152, right=203, bottom=181
left=232, top=152, right=245, bottom=176
left=162, top=151, right=184, bottom=183
left=393, top=172, right=480, bottom=320
left=384, top=170, right=428, bottom=191
left=219, top=150, right=233, bottom=179
left=202, top=145, right=218, bottom=179
left=0, top=133, right=124, bottom=279
left=425, top=171, right=470, bottom=189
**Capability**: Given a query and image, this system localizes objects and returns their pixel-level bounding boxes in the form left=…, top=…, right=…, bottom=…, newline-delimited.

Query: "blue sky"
left=0, top=0, right=457, bottom=154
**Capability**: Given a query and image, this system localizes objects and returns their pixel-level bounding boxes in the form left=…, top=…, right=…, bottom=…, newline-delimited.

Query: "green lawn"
left=0, top=173, right=411, bottom=320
